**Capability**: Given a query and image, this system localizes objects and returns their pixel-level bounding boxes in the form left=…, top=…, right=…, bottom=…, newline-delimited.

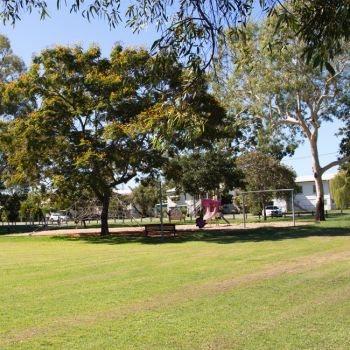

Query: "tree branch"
left=321, top=155, right=350, bottom=174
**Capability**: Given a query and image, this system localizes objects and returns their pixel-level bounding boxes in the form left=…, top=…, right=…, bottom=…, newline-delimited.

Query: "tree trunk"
left=310, top=138, right=326, bottom=222
left=262, top=199, right=267, bottom=221
left=100, top=195, right=110, bottom=236
left=314, top=173, right=325, bottom=221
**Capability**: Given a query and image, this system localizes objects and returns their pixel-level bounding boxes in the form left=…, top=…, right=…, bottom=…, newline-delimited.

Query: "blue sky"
left=0, top=5, right=343, bottom=179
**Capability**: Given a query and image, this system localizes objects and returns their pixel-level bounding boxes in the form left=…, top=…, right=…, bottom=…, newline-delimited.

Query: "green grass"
left=0, top=215, right=350, bottom=349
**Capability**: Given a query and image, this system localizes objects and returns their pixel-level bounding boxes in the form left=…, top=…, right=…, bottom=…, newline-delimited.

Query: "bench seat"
left=144, top=223, right=176, bottom=237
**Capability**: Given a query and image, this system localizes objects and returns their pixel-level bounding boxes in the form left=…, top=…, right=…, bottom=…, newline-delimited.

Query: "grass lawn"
left=0, top=215, right=350, bottom=349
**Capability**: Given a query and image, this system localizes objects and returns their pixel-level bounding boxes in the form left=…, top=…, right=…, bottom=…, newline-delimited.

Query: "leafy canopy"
left=237, top=151, right=297, bottom=217
left=164, top=147, right=240, bottom=197
left=330, top=171, right=350, bottom=210
left=3, top=45, right=168, bottom=198
left=132, top=180, right=159, bottom=217
left=0, top=34, right=25, bottom=191
left=0, top=1, right=349, bottom=71
left=1, top=44, right=226, bottom=234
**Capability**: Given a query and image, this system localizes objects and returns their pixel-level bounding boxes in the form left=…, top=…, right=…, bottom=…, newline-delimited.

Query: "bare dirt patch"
left=4, top=220, right=311, bottom=238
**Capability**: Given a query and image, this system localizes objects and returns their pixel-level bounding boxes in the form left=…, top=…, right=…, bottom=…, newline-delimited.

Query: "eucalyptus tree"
left=1, top=44, right=225, bottom=235
left=0, top=1, right=349, bottom=72
left=215, top=19, right=350, bottom=221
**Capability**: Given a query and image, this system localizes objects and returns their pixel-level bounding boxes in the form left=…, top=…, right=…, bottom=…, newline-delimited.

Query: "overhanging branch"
left=321, top=155, right=350, bottom=174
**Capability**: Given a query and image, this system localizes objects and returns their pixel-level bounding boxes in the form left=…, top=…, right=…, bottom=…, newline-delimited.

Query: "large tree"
left=0, top=34, right=25, bottom=193
left=237, top=151, right=297, bottom=220
left=164, top=146, right=240, bottom=197
left=216, top=20, right=350, bottom=221
left=1, top=44, right=225, bottom=235
left=132, top=180, right=159, bottom=217
left=0, top=1, right=348, bottom=71
left=334, top=76, right=350, bottom=159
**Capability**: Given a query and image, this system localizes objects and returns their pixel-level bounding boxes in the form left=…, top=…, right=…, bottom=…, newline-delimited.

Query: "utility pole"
left=159, top=178, right=164, bottom=237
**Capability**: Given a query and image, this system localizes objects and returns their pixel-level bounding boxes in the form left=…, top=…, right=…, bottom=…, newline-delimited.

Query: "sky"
left=0, top=4, right=343, bottom=180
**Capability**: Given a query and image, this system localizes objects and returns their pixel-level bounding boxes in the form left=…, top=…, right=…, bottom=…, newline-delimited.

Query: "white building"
left=166, top=189, right=201, bottom=216
left=274, top=173, right=336, bottom=211
left=167, top=173, right=337, bottom=214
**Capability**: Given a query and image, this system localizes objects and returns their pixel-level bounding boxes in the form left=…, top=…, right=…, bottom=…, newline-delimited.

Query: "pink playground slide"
left=196, top=199, right=221, bottom=228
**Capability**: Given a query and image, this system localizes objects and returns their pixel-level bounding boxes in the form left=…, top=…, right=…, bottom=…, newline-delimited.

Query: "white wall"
left=292, top=180, right=334, bottom=210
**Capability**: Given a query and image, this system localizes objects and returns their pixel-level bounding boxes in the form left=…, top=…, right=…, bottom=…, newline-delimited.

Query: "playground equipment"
left=196, top=199, right=230, bottom=228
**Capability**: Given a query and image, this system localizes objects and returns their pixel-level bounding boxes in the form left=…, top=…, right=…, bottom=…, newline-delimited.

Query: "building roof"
left=296, top=173, right=337, bottom=183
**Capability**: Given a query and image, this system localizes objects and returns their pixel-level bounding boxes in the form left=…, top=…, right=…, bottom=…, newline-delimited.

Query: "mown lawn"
left=1, top=215, right=350, bottom=349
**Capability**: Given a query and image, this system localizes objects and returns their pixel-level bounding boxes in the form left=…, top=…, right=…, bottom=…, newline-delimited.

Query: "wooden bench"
left=168, top=213, right=185, bottom=222
left=144, top=224, right=176, bottom=237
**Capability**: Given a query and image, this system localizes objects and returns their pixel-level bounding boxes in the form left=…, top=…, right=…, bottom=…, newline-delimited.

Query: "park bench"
left=168, top=212, right=185, bottom=222
left=144, top=223, right=176, bottom=237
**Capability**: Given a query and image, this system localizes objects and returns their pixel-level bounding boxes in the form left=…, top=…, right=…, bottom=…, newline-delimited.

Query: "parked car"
left=263, top=205, right=283, bottom=217
left=49, top=212, right=69, bottom=223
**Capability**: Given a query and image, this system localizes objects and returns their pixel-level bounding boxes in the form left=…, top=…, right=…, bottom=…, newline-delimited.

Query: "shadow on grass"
left=50, top=223, right=350, bottom=246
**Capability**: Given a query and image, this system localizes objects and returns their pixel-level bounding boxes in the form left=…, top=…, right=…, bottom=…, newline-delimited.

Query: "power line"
left=283, top=152, right=338, bottom=162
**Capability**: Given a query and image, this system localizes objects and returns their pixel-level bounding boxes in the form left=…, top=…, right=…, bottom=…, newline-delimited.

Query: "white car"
left=263, top=206, right=283, bottom=217
left=49, top=212, right=69, bottom=223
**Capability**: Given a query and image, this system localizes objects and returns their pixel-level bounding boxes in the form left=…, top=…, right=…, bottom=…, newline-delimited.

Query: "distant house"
left=274, top=173, right=336, bottom=211
left=166, top=189, right=201, bottom=216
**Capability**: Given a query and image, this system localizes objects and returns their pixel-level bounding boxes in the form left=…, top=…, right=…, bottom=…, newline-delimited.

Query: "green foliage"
left=330, top=171, right=350, bottom=210
left=19, top=191, right=48, bottom=221
left=0, top=191, right=26, bottom=222
left=237, top=151, right=297, bottom=193
left=2, top=45, right=169, bottom=233
left=164, top=147, right=241, bottom=196
left=237, top=151, right=297, bottom=216
left=0, top=34, right=25, bottom=191
left=3, top=45, right=162, bottom=190
left=0, top=0, right=258, bottom=71
left=331, top=77, right=350, bottom=159
left=2, top=1, right=349, bottom=73
left=215, top=18, right=350, bottom=220
left=1, top=44, right=223, bottom=234
left=132, top=180, right=159, bottom=217
left=274, top=0, right=350, bottom=71
left=0, top=35, right=25, bottom=84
